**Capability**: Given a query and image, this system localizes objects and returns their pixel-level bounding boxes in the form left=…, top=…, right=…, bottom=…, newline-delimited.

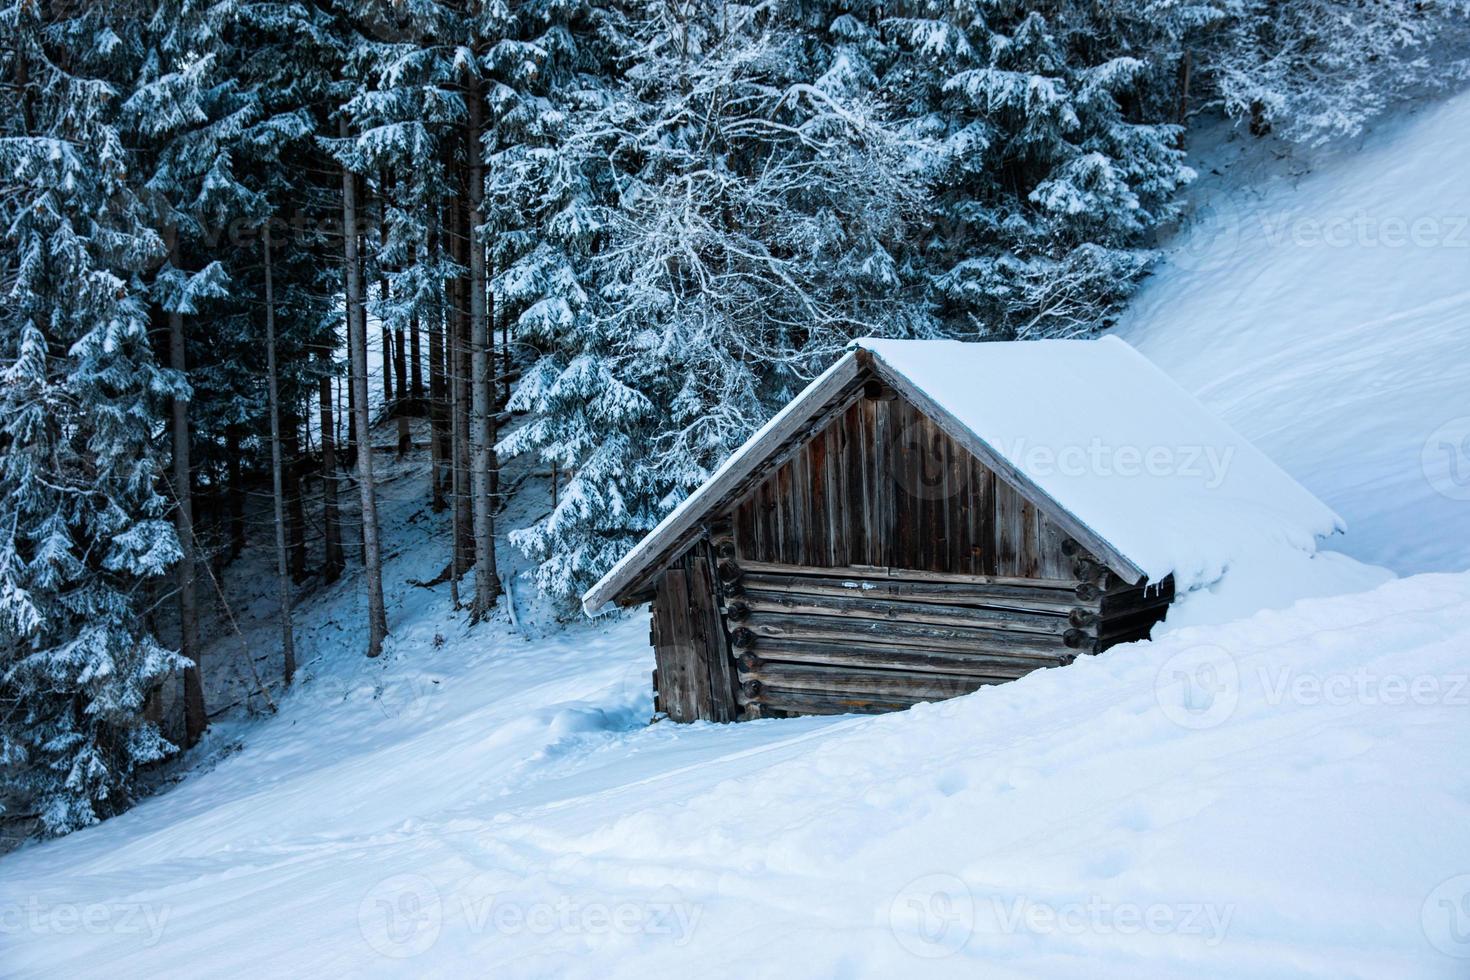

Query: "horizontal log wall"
left=730, top=395, right=1074, bottom=579
left=710, top=552, right=1172, bottom=721
left=715, top=559, right=1046, bottom=719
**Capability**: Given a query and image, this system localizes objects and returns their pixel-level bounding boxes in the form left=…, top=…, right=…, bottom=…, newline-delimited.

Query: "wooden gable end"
left=725, top=385, right=1077, bottom=581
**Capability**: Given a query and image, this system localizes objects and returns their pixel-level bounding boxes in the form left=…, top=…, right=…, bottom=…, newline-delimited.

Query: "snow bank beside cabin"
left=4, top=571, right=1470, bottom=977
left=1118, top=91, right=1470, bottom=576
left=858, top=336, right=1342, bottom=591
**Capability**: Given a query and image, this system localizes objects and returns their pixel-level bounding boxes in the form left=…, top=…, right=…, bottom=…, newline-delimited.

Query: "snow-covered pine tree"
left=489, top=0, right=650, bottom=604
left=214, top=0, right=342, bottom=683
left=0, top=0, right=190, bottom=835
left=125, top=0, right=261, bottom=740
left=881, top=1, right=1195, bottom=339
left=336, top=0, right=514, bottom=612
left=498, top=0, right=933, bottom=605
left=1206, top=0, right=1470, bottom=144
left=236, top=0, right=351, bottom=587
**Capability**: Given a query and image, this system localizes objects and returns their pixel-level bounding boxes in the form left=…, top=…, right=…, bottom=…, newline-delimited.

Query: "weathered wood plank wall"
left=650, top=542, right=739, bottom=722
left=730, top=395, right=1075, bottom=579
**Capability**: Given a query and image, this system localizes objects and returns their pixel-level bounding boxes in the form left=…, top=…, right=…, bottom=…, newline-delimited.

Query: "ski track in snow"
left=5, top=97, right=1470, bottom=977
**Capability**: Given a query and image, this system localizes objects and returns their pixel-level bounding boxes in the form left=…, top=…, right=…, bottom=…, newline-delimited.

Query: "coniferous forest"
left=2, top=0, right=1467, bottom=840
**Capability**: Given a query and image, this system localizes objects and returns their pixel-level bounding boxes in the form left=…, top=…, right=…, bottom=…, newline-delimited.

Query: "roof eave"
left=579, top=350, right=866, bottom=615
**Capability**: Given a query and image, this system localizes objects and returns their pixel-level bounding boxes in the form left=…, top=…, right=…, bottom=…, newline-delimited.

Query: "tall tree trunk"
left=446, top=359, right=464, bottom=614
left=466, top=72, right=501, bottom=621
left=451, top=190, right=474, bottom=581
left=448, top=287, right=464, bottom=611
left=354, top=227, right=373, bottom=564
left=1174, top=49, right=1192, bottom=148
left=379, top=197, right=393, bottom=410
left=341, top=120, right=389, bottom=657
left=206, top=477, right=226, bottom=581
left=262, top=225, right=296, bottom=685
left=427, top=215, right=448, bottom=512
left=380, top=323, right=394, bottom=409
left=501, top=302, right=511, bottom=407
left=409, top=311, right=423, bottom=399
left=317, top=350, right=344, bottom=583
left=344, top=268, right=358, bottom=461
left=394, top=322, right=410, bottom=455
left=281, top=414, right=307, bottom=581
left=168, top=229, right=206, bottom=746
left=225, top=426, right=245, bottom=560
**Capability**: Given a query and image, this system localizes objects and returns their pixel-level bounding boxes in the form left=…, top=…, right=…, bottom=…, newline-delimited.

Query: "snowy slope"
left=1118, top=92, right=1470, bottom=577
left=2, top=564, right=1469, bottom=977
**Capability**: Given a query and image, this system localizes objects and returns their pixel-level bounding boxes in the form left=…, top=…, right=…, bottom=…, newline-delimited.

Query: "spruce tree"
left=0, top=0, right=189, bottom=834
left=498, top=1, right=931, bottom=604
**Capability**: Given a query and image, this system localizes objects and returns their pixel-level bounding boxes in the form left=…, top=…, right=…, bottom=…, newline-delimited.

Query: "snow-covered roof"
left=582, top=335, right=1342, bottom=616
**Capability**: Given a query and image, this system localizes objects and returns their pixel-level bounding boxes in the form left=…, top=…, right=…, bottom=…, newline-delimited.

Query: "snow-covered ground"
left=4, top=97, right=1470, bottom=977
left=4, top=555, right=1470, bottom=977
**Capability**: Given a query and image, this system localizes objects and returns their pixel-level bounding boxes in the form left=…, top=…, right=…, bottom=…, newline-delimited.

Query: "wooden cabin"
left=582, top=337, right=1340, bottom=722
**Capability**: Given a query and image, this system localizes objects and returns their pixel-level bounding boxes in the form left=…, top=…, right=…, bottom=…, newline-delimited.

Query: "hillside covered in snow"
left=1119, top=92, right=1470, bottom=577
left=4, top=89, right=1470, bottom=980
